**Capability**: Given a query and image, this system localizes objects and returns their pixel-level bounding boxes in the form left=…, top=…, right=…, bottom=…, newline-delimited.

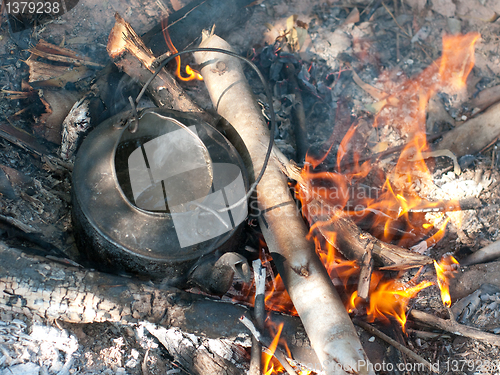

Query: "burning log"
left=0, top=242, right=318, bottom=372
left=107, top=13, right=203, bottom=113
left=303, top=199, right=434, bottom=270
left=194, top=32, right=374, bottom=375
left=271, top=156, right=434, bottom=270
left=435, top=101, right=500, bottom=157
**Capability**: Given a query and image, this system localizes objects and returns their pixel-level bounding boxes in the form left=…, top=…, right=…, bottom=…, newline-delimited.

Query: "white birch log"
left=194, top=33, right=374, bottom=375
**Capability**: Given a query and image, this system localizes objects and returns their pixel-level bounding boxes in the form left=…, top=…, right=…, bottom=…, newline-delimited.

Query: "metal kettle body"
left=72, top=108, right=249, bottom=290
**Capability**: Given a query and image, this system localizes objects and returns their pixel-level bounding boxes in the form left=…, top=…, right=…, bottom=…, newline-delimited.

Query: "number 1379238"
left=5, top=1, right=61, bottom=14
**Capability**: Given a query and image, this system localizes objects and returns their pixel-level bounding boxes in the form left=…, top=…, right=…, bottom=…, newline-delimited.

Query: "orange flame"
left=161, top=17, right=203, bottom=81
left=425, top=216, right=451, bottom=248
left=365, top=276, right=433, bottom=330
left=291, top=33, right=479, bottom=331
left=433, top=254, right=459, bottom=307
left=346, top=290, right=360, bottom=313
left=234, top=33, right=479, bottom=353
left=297, top=33, right=480, bottom=246
left=262, top=323, right=285, bottom=375
left=264, top=274, right=298, bottom=316
left=439, top=33, right=479, bottom=92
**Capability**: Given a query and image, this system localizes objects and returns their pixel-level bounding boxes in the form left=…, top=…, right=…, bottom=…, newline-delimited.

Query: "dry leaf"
left=343, top=7, right=359, bottom=25
left=351, top=70, right=386, bottom=100
left=370, top=141, right=389, bottom=153
left=285, top=14, right=308, bottom=52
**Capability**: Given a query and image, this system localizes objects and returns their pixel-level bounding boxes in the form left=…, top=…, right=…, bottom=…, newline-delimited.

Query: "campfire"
left=1, top=0, right=500, bottom=374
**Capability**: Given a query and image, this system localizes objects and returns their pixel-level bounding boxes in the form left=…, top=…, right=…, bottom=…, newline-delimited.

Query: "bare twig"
left=239, top=316, right=298, bottom=375
left=462, top=239, right=500, bottom=265
left=353, top=319, right=438, bottom=373
left=410, top=310, right=500, bottom=346
left=249, top=259, right=266, bottom=375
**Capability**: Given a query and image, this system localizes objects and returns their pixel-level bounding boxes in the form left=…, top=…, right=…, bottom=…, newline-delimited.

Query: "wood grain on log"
left=0, top=242, right=317, bottom=366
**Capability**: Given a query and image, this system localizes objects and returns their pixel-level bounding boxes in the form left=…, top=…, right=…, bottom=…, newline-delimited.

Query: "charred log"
left=0, top=242, right=317, bottom=367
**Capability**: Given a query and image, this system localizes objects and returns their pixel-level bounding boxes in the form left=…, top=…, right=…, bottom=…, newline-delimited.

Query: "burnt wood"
left=0, top=242, right=317, bottom=368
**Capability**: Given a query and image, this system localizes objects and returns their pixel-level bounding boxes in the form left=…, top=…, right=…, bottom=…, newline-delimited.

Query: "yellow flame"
left=262, top=323, right=284, bottom=375
left=434, top=255, right=459, bottom=307
left=161, top=17, right=203, bottom=82
left=366, top=278, right=433, bottom=330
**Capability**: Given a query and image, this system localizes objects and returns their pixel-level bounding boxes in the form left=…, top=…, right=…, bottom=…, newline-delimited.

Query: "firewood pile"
left=1, top=0, right=500, bottom=374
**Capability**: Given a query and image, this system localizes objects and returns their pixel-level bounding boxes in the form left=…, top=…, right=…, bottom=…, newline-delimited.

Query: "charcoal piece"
left=0, top=168, right=17, bottom=200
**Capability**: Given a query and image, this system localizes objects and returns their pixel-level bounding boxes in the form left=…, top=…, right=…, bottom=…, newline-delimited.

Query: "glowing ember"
left=161, top=17, right=203, bottom=81
left=434, top=254, right=459, bottom=307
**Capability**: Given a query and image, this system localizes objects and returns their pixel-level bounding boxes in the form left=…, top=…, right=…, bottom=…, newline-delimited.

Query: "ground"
left=1, top=0, right=500, bottom=374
